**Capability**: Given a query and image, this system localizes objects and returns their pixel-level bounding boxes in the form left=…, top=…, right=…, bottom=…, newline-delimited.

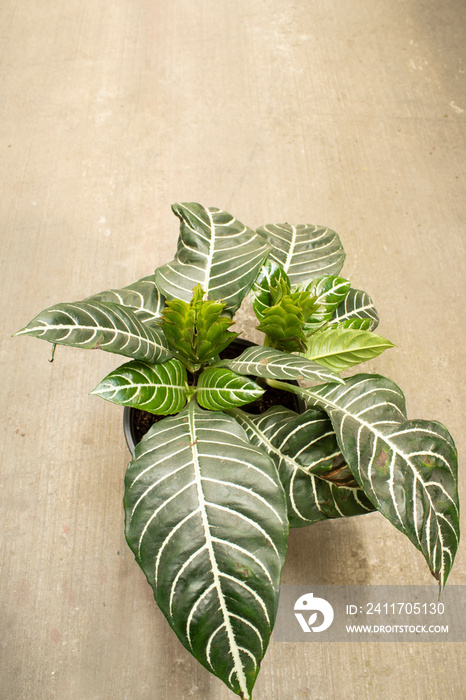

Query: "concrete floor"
left=1, top=1, right=465, bottom=698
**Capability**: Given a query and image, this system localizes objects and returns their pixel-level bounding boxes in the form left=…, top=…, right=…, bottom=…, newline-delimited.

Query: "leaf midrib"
left=187, top=402, right=250, bottom=697
left=283, top=225, right=297, bottom=272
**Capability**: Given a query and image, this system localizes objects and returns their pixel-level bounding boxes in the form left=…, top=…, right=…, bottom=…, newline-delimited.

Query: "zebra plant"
left=15, top=202, right=459, bottom=699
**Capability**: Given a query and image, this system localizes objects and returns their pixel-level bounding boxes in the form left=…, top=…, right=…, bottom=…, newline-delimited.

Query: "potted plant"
left=15, top=202, right=459, bottom=699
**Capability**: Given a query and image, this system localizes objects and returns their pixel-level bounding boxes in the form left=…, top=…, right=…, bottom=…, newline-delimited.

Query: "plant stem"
left=265, top=378, right=304, bottom=396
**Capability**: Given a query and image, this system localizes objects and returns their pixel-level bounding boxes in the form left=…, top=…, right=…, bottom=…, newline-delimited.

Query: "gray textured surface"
left=2, top=1, right=465, bottom=698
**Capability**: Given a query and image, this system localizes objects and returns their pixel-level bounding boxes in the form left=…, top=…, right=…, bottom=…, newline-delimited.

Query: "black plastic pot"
left=123, top=337, right=305, bottom=454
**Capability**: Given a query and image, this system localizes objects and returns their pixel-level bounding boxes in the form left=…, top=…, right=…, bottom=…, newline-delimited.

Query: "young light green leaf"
left=90, top=359, right=187, bottom=414
left=155, top=202, right=270, bottom=314
left=304, top=327, right=395, bottom=372
left=250, top=259, right=289, bottom=320
left=85, top=274, right=164, bottom=325
left=196, top=367, right=264, bottom=411
left=252, top=265, right=318, bottom=352
left=287, top=374, right=460, bottom=590
left=124, top=402, right=288, bottom=699
left=256, top=293, right=316, bottom=353
left=217, top=345, right=344, bottom=386
left=229, top=406, right=375, bottom=527
left=256, top=223, right=345, bottom=288
left=14, top=300, right=172, bottom=363
left=160, top=284, right=238, bottom=367
left=331, top=288, right=379, bottom=330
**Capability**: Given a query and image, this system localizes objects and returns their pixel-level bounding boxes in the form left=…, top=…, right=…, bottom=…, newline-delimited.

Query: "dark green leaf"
left=331, top=288, right=379, bottom=331
left=14, top=301, right=172, bottom=363
left=124, top=403, right=288, bottom=698
left=90, top=359, right=187, bottom=414
left=155, top=203, right=270, bottom=314
left=218, top=345, right=344, bottom=386
left=229, top=406, right=375, bottom=527
left=293, top=374, right=460, bottom=589
left=85, top=274, right=164, bottom=325
left=303, top=276, right=351, bottom=332
left=256, top=223, right=345, bottom=288
left=196, top=367, right=264, bottom=410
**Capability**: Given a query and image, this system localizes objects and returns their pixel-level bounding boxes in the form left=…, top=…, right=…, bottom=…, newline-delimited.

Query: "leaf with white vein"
left=196, top=367, right=264, bottom=411
left=90, top=359, right=187, bottom=414
left=303, top=276, right=351, bottom=332
left=217, top=345, right=344, bottom=386
left=229, top=406, right=375, bottom=527
left=124, top=402, right=288, bottom=698
left=85, top=274, right=164, bottom=325
left=256, top=223, right=345, bottom=288
left=285, top=374, right=460, bottom=589
left=304, top=327, right=395, bottom=372
left=330, top=288, right=379, bottom=331
left=155, top=202, right=270, bottom=314
left=14, top=300, right=172, bottom=363
left=329, top=319, right=372, bottom=331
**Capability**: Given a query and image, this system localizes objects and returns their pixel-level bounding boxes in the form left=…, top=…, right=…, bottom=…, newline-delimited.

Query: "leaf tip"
left=431, top=569, right=444, bottom=597
left=89, top=384, right=104, bottom=397
left=331, top=374, right=346, bottom=385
